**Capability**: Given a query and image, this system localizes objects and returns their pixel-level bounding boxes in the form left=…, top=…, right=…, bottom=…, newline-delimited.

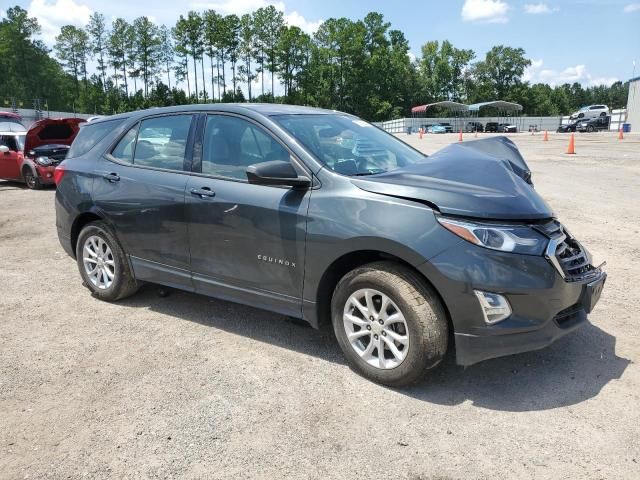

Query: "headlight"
left=35, top=156, right=52, bottom=166
left=437, top=217, right=547, bottom=255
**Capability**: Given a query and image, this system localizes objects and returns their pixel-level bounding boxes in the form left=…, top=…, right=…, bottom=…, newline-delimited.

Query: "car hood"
left=24, top=118, right=85, bottom=155
left=351, top=136, right=553, bottom=221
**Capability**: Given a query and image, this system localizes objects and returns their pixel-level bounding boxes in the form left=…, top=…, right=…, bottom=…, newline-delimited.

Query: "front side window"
left=201, top=115, right=291, bottom=181
left=273, top=114, right=427, bottom=176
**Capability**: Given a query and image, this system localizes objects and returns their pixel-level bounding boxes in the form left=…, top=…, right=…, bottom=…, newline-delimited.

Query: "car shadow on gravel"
left=119, top=285, right=346, bottom=365
left=400, top=322, right=630, bottom=411
left=121, top=286, right=629, bottom=412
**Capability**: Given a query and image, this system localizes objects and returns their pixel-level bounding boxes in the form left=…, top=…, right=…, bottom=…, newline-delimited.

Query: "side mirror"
left=0, top=145, right=9, bottom=154
left=246, top=160, right=311, bottom=188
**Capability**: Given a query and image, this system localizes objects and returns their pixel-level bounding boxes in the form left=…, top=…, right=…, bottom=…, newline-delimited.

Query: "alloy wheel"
left=82, top=235, right=116, bottom=290
left=343, top=288, right=409, bottom=369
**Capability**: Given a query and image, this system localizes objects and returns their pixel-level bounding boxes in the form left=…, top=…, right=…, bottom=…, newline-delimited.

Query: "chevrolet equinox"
left=55, top=104, right=606, bottom=386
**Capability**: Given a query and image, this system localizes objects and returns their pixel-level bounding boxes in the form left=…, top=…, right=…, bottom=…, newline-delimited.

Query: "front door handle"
left=190, top=187, right=215, bottom=198
left=103, top=172, right=120, bottom=183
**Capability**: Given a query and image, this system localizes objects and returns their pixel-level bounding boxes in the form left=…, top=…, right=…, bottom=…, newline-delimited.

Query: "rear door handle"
left=190, top=187, right=215, bottom=198
left=103, top=172, right=120, bottom=182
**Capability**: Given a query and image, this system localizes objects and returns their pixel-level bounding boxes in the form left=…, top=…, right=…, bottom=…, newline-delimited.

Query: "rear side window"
left=111, top=125, right=138, bottom=163
left=134, top=115, right=192, bottom=170
left=67, top=119, right=124, bottom=158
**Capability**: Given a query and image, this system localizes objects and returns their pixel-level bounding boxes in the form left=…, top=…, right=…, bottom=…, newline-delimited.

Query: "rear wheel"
left=587, top=125, right=595, bottom=133
left=331, top=261, right=448, bottom=386
left=76, top=221, right=138, bottom=301
left=23, top=168, right=42, bottom=190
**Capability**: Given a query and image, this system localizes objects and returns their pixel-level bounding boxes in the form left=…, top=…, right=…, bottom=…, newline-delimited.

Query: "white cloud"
left=524, top=3, right=558, bottom=14
left=27, top=0, right=92, bottom=45
left=623, top=3, right=640, bottom=12
left=524, top=59, right=618, bottom=87
left=461, top=0, right=509, bottom=23
left=0, top=10, right=6, bottom=20
left=284, top=11, right=322, bottom=34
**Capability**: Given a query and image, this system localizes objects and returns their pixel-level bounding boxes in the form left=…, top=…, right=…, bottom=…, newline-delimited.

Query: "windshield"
left=272, top=114, right=427, bottom=176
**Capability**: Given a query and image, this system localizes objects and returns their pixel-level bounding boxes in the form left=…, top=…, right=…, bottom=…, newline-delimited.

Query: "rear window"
left=67, top=119, right=124, bottom=158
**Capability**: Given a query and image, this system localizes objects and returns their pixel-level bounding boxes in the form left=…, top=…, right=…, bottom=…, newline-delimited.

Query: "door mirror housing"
left=0, top=145, right=10, bottom=154
left=246, top=160, right=311, bottom=188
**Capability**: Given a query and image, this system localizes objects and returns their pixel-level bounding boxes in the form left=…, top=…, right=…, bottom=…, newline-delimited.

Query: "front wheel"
left=76, top=221, right=139, bottom=301
left=587, top=125, right=595, bottom=133
left=331, top=262, right=448, bottom=386
left=23, top=169, right=42, bottom=190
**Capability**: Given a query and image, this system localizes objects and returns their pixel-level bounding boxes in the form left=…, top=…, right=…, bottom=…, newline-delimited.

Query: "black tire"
left=23, top=168, right=42, bottom=190
left=578, top=113, right=584, bottom=119
left=599, top=112, right=606, bottom=117
left=587, top=125, right=595, bottom=133
left=331, top=261, right=448, bottom=387
left=76, top=221, right=139, bottom=301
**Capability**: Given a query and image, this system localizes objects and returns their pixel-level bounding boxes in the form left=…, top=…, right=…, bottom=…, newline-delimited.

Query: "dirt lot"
left=1, top=131, right=639, bottom=479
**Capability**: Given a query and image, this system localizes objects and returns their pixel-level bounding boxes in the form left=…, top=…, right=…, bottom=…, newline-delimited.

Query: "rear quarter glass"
left=67, top=119, right=125, bottom=158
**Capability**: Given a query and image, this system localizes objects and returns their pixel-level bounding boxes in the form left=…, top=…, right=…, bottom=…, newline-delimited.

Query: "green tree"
left=87, top=13, right=108, bottom=90
left=254, top=6, right=284, bottom=101
left=473, top=45, right=531, bottom=100
left=55, top=25, right=90, bottom=97
left=108, top=18, right=132, bottom=96
left=133, top=17, right=161, bottom=97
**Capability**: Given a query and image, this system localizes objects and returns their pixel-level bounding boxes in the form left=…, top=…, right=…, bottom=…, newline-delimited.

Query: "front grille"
left=539, top=221, right=598, bottom=282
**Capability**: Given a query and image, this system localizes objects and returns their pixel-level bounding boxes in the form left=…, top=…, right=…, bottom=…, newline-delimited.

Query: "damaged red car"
left=0, top=117, right=85, bottom=189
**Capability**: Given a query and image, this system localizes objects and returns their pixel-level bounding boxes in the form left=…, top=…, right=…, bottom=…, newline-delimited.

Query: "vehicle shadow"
left=121, top=285, right=629, bottom=412
left=399, top=322, right=630, bottom=411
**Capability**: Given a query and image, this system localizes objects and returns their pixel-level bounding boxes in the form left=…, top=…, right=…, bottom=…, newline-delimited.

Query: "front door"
left=186, top=114, right=311, bottom=317
left=0, top=135, right=22, bottom=180
left=92, top=114, right=195, bottom=290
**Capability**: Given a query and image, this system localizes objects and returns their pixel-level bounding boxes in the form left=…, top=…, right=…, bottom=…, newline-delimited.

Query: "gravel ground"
left=1, top=132, right=639, bottom=479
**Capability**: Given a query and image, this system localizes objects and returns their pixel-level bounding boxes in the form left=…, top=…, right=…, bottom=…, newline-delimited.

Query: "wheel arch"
left=312, top=249, right=453, bottom=336
left=70, top=211, right=104, bottom=258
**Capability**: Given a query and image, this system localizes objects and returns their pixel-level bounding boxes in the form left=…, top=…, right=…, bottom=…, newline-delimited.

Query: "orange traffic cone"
left=618, top=127, right=624, bottom=140
left=566, top=133, right=576, bottom=154
left=458, top=129, right=463, bottom=142
left=543, top=130, right=549, bottom=142
left=419, top=127, right=423, bottom=139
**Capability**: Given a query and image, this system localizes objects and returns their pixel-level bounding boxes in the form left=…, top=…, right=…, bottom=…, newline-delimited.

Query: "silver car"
left=570, top=104, right=609, bottom=120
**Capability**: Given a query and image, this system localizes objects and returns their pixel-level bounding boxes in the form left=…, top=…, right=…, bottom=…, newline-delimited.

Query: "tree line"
left=0, top=6, right=629, bottom=120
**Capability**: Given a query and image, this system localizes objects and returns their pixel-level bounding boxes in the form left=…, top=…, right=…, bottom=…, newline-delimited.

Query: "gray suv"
left=54, top=104, right=606, bottom=386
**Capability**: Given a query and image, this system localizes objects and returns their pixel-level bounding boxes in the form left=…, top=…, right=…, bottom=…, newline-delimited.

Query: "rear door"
left=0, top=135, right=22, bottom=180
left=185, top=113, right=311, bottom=317
left=92, top=113, right=196, bottom=291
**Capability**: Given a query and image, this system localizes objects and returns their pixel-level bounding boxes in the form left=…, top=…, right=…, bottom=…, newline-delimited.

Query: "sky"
left=2, top=0, right=639, bottom=96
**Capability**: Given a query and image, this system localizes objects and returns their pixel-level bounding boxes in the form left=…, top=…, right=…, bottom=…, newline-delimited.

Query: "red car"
left=0, top=117, right=85, bottom=189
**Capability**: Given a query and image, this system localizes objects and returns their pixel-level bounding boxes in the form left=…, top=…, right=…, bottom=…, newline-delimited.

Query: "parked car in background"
left=0, top=111, right=25, bottom=131
left=576, top=116, right=610, bottom=133
left=465, top=121, right=484, bottom=133
left=557, top=119, right=582, bottom=133
left=498, top=123, right=517, bottom=133
left=439, top=122, right=454, bottom=133
left=485, top=122, right=499, bottom=133
left=427, top=124, right=447, bottom=134
left=570, top=105, right=609, bottom=120
left=55, top=104, right=606, bottom=386
left=0, top=117, right=85, bottom=189
left=0, top=128, right=27, bottom=184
